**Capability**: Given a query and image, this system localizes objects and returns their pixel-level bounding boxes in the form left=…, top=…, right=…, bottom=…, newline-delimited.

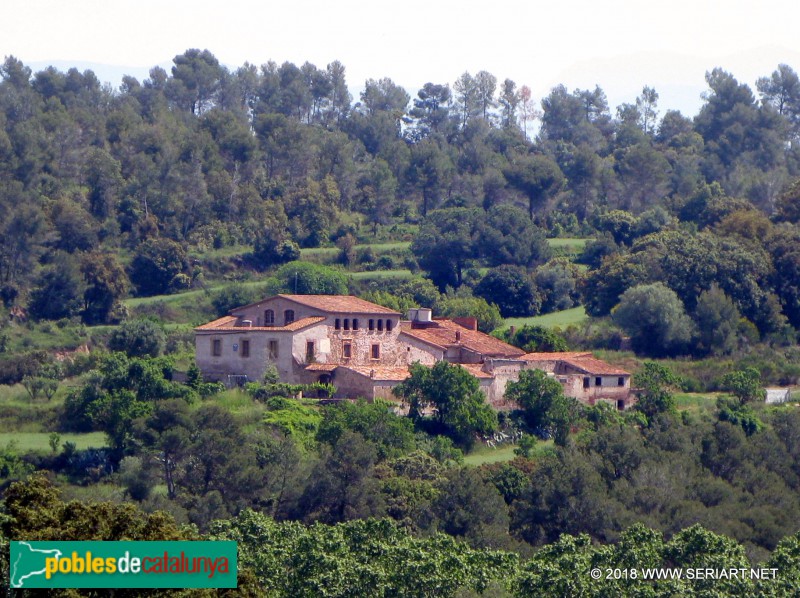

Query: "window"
left=377, top=319, right=384, bottom=332
left=306, top=341, right=315, bottom=361
left=618, top=377, right=625, bottom=387
left=335, top=318, right=340, bottom=330
left=268, top=340, right=279, bottom=359
left=595, top=377, right=602, bottom=387
left=344, top=318, right=350, bottom=330
left=371, top=344, right=380, bottom=359
left=352, top=318, right=359, bottom=330
left=264, top=310, right=275, bottom=326
left=368, top=319, right=374, bottom=331
left=284, top=310, right=295, bottom=325
left=385, top=319, right=393, bottom=332
left=583, top=377, right=590, bottom=389
left=212, top=339, right=222, bottom=356
left=343, top=341, right=352, bottom=358
left=241, top=339, right=250, bottom=358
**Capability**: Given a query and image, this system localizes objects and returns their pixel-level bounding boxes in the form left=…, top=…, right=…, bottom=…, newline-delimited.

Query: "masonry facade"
left=195, top=294, right=633, bottom=409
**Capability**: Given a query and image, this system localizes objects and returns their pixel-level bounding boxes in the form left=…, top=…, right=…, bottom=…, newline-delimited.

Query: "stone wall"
left=195, top=330, right=292, bottom=383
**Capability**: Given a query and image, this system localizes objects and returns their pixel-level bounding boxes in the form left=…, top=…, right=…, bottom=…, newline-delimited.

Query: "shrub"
left=108, top=319, right=166, bottom=358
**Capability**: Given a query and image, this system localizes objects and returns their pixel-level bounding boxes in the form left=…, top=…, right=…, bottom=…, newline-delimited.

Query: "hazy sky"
left=5, top=0, right=800, bottom=118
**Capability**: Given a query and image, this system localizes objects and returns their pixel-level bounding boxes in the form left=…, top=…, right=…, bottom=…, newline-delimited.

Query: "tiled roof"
left=521, top=352, right=593, bottom=360
left=339, top=365, right=412, bottom=381
left=400, top=320, right=524, bottom=358
left=562, top=357, right=630, bottom=376
left=305, top=363, right=338, bottom=372
left=234, top=294, right=401, bottom=315
left=195, top=315, right=238, bottom=330
left=521, top=352, right=630, bottom=376
left=195, top=316, right=326, bottom=332
left=459, top=364, right=495, bottom=379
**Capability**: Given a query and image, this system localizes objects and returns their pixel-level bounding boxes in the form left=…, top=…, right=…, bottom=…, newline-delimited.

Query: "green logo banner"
left=10, top=541, right=237, bottom=589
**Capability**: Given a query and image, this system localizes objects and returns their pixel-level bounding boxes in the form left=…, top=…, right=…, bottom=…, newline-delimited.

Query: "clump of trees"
left=393, top=361, right=497, bottom=447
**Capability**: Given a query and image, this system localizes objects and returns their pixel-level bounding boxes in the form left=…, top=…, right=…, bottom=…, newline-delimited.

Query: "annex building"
left=194, top=294, right=633, bottom=409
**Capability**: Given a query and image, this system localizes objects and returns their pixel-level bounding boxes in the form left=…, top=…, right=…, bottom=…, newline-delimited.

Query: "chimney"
left=409, top=307, right=436, bottom=328
left=452, top=317, right=478, bottom=331
left=455, top=330, right=461, bottom=342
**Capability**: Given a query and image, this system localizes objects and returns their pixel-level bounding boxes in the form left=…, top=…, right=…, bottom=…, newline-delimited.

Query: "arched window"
left=344, top=318, right=350, bottom=330
left=377, top=319, right=384, bottom=332
left=264, top=310, right=275, bottom=326
left=335, top=318, right=341, bottom=330
left=368, top=319, right=375, bottom=331
left=284, top=310, right=295, bottom=325
left=385, top=319, right=393, bottom=332
left=352, top=318, right=359, bottom=330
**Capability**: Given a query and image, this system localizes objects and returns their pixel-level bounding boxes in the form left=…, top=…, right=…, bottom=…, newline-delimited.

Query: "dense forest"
left=3, top=50, right=800, bottom=596
left=0, top=51, right=799, bottom=334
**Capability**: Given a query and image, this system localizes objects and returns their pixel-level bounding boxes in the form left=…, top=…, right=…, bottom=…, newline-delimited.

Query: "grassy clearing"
left=464, top=444, right=518, bottom=466
left=124, top=288, right=210, bottom=308
left=546, top=238, right=591, bottom=249
left=464, top=439, right=554, bottom=466
left=0, top=384, right=78, bottom=432
left=674, top=393, right=719, bottom=414
left=0, top=432, right=108, bottom=453
left=300, top=242, right=412, bottom=260
left=502, top=306, right=588, bottom=331
left=4, top=321, right=91, bottom=353
left=356, top=241, right=411, bottom=252
left=350, top=269, right=416, bottom=281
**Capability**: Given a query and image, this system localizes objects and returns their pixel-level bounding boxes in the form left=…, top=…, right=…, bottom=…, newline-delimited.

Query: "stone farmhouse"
left=194, top=294, right=633, bottom=409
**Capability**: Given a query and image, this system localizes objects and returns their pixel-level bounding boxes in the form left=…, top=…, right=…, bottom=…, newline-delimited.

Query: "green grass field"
left=464, top=444, right=518, bottom=466
left=0, top=432, right=108, bottom=453
left=674, top=393, right=719, bottom=414
left=350, top=269, right=415, bottom=280
left=464, top=439, right=554, bottom=466
left=124, top=288, right=210, bottom=308
left=502, top=306, right=588, bottom=331
left=546, top=238, right=591, bottom=249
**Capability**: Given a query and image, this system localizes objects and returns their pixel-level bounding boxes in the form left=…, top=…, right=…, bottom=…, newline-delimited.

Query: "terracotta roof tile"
left=339, top=366, right=412, bottom=381
left=561, top=357, right=630, bottom=376
left=521, top=352, right=593, bottom=360
left=521, top=352, right=630, bottom=376
left=305, top=363, right=338, bottom=372
left=194, top=315, right=238, bottom=330
left=459, top=363, right=495, bottom=379
left=195, top=316, right=326, bottom=332
left=400, top=320, right=524, bottom=358
left=233, top=294, right=401, bottom=315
